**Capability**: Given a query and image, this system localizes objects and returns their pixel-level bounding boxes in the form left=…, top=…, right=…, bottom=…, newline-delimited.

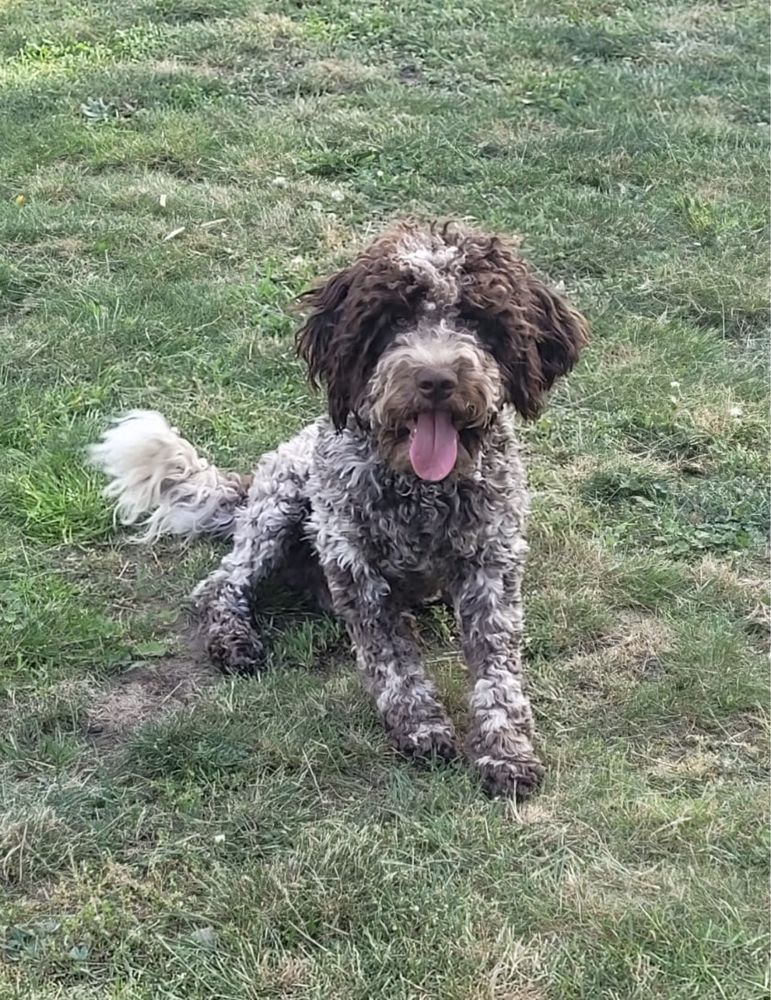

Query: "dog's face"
left=296, top=222, right=588, bottom=481
left=364, top=321, right=502, bottom=479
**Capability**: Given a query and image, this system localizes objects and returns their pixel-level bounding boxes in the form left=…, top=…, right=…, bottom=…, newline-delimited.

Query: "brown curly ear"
left=295, top=236, right=423, bottom=429
left=295, top=266, right=355, bottom=428
left=458, top=236, right=588, bottom=419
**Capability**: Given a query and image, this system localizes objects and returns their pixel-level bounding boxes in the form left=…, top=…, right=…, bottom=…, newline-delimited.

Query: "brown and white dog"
left=90, top=220, right=588, bottom=797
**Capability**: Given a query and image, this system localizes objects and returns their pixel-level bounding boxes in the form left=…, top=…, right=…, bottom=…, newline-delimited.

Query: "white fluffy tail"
left=88, top=410, right=251, bottom=542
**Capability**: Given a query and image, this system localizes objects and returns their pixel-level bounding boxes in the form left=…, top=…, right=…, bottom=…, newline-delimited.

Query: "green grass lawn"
left=1, top=0, right=769, bottom=996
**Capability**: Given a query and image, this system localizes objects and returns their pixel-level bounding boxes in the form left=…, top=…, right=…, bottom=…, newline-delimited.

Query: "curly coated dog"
left=90, top=220, right=588, bottom=798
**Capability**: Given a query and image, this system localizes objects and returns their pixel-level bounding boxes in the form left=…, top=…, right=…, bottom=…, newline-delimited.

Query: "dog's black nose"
left=416, top=367, right=458, bottom=402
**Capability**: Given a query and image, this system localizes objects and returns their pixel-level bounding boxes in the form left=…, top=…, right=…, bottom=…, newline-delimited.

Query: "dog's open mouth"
left=408, top=411, right=458, bottom=482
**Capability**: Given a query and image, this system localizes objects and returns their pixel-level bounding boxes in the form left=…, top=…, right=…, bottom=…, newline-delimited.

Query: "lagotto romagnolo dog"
left=90, top=220, right=588, bottom=798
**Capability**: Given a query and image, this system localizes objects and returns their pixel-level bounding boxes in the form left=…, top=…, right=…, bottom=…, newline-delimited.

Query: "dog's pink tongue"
left=409, top=411, right=458, bottom=481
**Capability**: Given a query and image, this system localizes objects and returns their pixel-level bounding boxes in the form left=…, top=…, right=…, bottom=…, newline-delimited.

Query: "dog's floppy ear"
left=295, top=244, right=422, bottom=429
left=295, top=266, right=355, bottom=429
left=459, top=236, right=588, bottom=419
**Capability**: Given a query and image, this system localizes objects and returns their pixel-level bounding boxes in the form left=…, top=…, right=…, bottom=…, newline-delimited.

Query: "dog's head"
left=296, top=221, right=588, bottom=481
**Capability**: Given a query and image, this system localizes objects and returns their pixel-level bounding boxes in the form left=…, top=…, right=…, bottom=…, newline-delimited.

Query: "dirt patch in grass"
left=293, top=58, right=384, bottom=94
left=661, top=4, right=726, bottom=34
left=86, top=655, right=218, bottom=749
left=600, top=612, right=674, bottom=680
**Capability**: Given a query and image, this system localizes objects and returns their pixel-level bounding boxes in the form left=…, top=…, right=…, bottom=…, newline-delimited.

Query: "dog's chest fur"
left=308, top=417, right=529, bottom=597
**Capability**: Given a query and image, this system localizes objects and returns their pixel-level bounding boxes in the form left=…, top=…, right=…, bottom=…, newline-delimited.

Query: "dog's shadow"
left=250, top=581, right=344, bottom=673
left=249, top=583, right=462, bottom=679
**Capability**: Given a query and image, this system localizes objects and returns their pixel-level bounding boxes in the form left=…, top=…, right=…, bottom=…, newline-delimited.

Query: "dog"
left=89, top=220, right=588, bottom=798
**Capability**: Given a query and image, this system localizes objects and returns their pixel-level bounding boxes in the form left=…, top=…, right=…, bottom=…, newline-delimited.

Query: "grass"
left=0, top=0, right=768, bottom=996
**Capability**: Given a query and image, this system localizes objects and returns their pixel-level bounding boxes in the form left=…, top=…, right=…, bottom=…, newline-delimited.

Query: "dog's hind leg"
left=192, top=425, right=317, bottom=675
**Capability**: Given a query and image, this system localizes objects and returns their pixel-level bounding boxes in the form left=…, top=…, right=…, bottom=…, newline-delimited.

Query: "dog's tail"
left=88, top=410, right=251, bottom=542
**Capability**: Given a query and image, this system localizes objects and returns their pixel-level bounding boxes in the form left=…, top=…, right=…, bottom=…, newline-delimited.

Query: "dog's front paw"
left=391, top=721, right=458, bottom=764
left=205, top=627, right=265, bottom=677
left=472, top=754, right=545, bottom=799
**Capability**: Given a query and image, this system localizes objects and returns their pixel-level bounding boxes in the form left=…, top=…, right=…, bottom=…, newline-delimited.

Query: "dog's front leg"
left=452, top=565, right=544, bottom=799
left=324, top=562, right=457, bottom=761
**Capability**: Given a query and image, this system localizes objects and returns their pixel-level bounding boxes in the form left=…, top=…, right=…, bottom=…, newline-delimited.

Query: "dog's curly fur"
left=90, top=220, right=588, bottom=798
